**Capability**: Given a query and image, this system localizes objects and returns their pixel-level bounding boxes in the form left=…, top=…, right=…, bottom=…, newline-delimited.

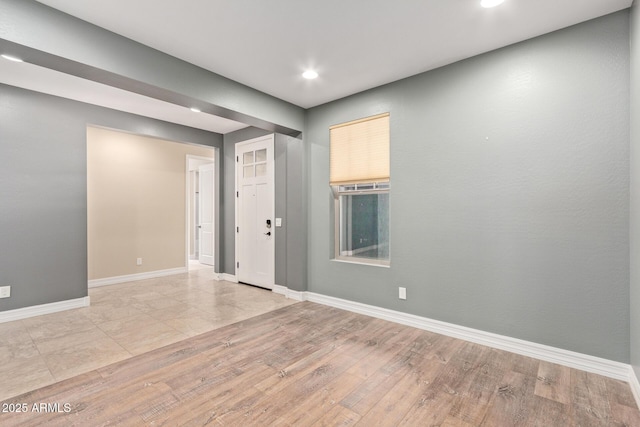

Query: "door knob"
left=264, top=231, right=271, bottom=236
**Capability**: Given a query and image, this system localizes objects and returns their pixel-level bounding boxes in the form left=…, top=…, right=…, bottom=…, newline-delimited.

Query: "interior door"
left=198, top=163, right=214, bottom=266
left=236, top=135, right=275, bottom=289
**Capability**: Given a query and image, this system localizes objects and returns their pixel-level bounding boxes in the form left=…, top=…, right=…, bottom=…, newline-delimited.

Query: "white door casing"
left=235, top=135, right=275, bottom=289
left=198, top=163, right=214, bottom=266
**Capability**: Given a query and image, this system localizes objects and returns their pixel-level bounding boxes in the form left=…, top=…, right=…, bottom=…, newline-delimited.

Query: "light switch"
left=275, top=218, right=282, bottom=227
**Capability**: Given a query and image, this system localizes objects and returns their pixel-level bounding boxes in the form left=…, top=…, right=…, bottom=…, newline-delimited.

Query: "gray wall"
left=306, top=12, right=630, bottom=362
left=278, top=133, right=308, bottom=292
left=0, top=84, right=222, bottom=312
left=222, top=129, right=308, bottom=292
left=631, top=0, right=640, bottom=377
left=0, top=0, right=304, bottom=133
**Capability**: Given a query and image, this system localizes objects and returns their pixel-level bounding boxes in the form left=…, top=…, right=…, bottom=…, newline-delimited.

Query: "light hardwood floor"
left=1, top=301, right=639, bottom=426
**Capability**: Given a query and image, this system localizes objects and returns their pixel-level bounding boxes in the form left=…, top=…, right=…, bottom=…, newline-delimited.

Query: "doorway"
left=235, top=134, right=275, bottom=289
left=186, top=155, right=215, bottom=271
left=88, top=127, right=216, bottom=284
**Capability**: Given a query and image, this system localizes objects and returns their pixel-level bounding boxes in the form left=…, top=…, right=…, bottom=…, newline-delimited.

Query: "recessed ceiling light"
left=190, top=107, right=201, bottom=113
left=481, top=0, right=505, bottom=8
left=1, top=54, right=23, bottom=62
left=302, top=70, right=319, bottom=80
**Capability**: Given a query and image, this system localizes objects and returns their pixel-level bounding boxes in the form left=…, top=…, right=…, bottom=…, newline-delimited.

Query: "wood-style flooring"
left=1, top=302, right=638, bottom=426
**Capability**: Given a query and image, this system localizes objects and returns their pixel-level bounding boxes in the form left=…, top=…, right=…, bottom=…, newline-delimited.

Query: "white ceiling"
left=4, top=0, right=634, bottom=133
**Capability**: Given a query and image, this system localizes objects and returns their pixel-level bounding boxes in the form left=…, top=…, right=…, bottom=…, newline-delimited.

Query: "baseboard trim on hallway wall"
left=216, top=273, right=238, bottom=283
left=304, top=292, right=631, bottom=382
left=272, top=285, right=306, bottom=301
left=629, top=366, right=640, bottom=407
left=88, top=267, right=188, bottom=288
left=0, top=296, right=90, bottom=323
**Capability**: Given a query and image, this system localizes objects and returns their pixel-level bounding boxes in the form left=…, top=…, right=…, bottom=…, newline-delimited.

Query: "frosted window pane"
left=255, top=149, right=267, bottom=162
left=243, top=151, right=254, bottom=164
left=256, top=163, right=267, bottom=176
left=243, top=165, right=254, bottom=178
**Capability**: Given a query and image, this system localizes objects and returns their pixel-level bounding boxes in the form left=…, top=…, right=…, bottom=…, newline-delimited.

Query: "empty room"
left=2, top=0, right=640, bottom=425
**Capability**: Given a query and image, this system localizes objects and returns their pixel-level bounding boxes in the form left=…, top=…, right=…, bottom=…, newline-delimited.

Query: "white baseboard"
left=304, top=292, right=631, bottom=382
left=272, top=285, right=307, bottom=301
left=218, top=273, right=238, bottom=283
left=88, top=267, right=188, bottom=288
left=272, top=284, right=287, bottom=295
left=629, top=366, right=640, bottom=407
left=0, top=296, right=90, bottom=323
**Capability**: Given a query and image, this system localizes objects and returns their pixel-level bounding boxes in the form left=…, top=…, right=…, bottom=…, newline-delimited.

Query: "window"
left=330, top=113, right=390, bottom=266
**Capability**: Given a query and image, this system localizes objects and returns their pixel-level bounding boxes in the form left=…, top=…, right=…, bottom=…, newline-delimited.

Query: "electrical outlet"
left=0, top=286, right=11, bottom=298
left=398, top=287, right=406, bottom=300
left=136, top=258, right=142, bottom=266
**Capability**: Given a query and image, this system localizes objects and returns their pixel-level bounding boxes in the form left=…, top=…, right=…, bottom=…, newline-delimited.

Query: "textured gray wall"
left=631, top=0, right=640, bottom=376
left=0, top=0, right=304, bottom=133
left=275, top=136, right=288, bottom=287
left=222, top=130, right=307, bottom=291
left=284, top=134, right=307, bottom=291
left=0, top=84, right=222, bottom=312
left=275, top=134, right=308, bottom=292
left=306, top=12, right=630, bottom=362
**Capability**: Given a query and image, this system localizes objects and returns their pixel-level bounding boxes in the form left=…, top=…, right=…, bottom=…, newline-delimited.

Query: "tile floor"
left=0, top=264, right=297, bottom=401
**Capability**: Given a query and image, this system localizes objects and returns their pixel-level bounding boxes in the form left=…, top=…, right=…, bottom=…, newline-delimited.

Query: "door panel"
left=240, top=181, right=256, bottom=280
left=236, top=135, right=274, bottom=289
left=255, top=181, right=270, bottom=278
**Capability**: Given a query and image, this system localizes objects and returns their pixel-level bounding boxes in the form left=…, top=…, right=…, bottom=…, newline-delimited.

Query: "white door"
left=198, top=163, right=214, bottom=266
left=236, top=135, right=275, bottom=289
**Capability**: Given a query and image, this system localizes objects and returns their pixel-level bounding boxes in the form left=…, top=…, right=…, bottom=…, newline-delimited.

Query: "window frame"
left=333, top=182, right=390, bottom=267
left=330, top=112, right=390, bottom=267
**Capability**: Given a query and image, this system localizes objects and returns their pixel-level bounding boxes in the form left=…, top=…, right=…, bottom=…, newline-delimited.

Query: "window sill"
left=332, top=257, right=390, bottom=268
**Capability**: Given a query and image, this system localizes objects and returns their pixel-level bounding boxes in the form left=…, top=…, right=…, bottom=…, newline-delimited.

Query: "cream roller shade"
left=330, top=113, right=389, bottom=186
